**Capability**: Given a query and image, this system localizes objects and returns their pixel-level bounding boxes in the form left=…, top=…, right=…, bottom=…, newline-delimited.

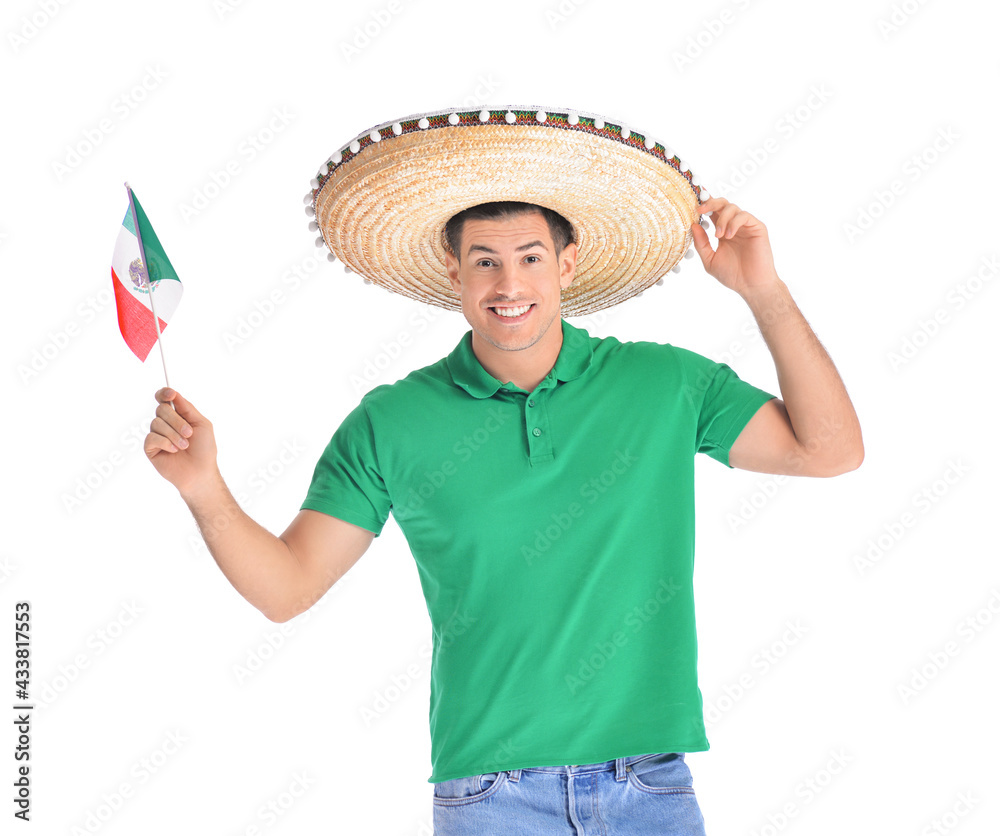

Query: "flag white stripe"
left=111, top=223, right=183, bottom=322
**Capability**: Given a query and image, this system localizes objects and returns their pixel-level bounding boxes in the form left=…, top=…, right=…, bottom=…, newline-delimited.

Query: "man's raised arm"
left=690, top=198, right=864, bottom=477
left=144, top=387, right=374, bottom=622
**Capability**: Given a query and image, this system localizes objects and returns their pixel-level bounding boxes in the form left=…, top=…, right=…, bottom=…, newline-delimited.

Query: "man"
left=145, top=108, right=862, bottom=834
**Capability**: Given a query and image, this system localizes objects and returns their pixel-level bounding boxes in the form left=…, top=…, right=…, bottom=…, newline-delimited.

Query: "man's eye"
left=477, top=259, right=494, bottom=268
left=525, top=255, right=540, bottom=263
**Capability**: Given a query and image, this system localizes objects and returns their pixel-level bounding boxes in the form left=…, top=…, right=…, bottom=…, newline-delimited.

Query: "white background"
left=3, top=0, right=998, bottom=833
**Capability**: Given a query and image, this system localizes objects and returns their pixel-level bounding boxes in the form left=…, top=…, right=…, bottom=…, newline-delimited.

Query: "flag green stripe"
left=131, top=190, right=180, bottom=284
left=122, top=207, right=136, bottom=236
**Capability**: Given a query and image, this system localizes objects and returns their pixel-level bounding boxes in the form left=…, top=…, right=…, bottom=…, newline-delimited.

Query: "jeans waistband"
left=508, top=753, right=683, bottom=783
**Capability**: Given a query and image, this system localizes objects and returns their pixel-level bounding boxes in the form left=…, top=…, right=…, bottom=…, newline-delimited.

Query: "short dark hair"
left=444, top=201, right=575, bottom=263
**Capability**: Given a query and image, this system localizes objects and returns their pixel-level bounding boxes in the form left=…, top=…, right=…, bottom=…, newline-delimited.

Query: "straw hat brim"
left=309, top=107, right=705, bottom=317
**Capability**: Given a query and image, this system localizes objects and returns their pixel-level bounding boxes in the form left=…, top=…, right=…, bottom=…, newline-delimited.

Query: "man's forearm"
left=181, top=470, right=303, bottom=622
left=740, top=275, right=864, bottom=472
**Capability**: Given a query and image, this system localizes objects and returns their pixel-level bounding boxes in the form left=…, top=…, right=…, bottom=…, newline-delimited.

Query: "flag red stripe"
left=112, top=268, right=168, bottom=362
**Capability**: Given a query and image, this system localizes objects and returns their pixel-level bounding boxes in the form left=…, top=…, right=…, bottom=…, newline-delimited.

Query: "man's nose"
left=492, top=263, right=525, bottom=297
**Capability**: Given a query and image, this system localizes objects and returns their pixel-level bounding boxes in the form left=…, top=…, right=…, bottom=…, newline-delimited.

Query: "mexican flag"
left=112, top=187, right=183, bottom=361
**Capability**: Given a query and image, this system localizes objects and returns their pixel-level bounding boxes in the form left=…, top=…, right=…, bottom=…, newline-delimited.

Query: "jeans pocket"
left=432, top=771, right=505, bottom=806
left=626, top=752, right=696, bottom=795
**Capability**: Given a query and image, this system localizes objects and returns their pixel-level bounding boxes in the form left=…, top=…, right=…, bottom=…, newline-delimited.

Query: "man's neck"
left=471, top=321, right=564, bottom=392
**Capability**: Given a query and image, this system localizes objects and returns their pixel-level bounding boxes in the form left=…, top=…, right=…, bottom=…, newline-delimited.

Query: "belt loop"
left=508, top=768, right=521, bottom=783
left=615, top=757, right=627, bottom=781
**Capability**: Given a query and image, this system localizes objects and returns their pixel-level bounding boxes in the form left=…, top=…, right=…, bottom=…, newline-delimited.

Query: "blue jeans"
left=432, top=752, right=706, bottom=835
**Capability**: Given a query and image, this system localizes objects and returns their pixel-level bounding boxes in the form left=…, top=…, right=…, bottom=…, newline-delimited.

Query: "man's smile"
left=487, top=303, right=535, bottom=322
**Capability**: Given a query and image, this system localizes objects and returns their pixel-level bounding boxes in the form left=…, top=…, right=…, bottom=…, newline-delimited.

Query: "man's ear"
left=559, top=241, right=578, bottom=290
left=445, top=248, right=461, bottom=294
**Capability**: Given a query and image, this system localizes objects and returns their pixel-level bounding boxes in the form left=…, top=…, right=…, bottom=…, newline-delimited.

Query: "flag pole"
left=124, top=182, right=171, bottom=389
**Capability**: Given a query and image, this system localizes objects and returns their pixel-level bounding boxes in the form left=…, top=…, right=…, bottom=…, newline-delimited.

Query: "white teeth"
left=493, top=304, right=531, bottom=318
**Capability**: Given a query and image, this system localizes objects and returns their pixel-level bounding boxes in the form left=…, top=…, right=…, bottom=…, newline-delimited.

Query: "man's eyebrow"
left=466, top=240, right=549, bottom=256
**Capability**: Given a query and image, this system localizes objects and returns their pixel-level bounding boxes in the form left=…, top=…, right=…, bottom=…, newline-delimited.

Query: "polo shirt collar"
left=447, top=318, right=594, bottom=399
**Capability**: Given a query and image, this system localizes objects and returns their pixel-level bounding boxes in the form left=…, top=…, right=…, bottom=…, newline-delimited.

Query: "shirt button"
left=532, top=427, right=542, bottom=437
left=528, top=399, right=536, bottom=407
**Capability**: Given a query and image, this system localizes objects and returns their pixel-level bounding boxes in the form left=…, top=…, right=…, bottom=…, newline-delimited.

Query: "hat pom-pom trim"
left=310, top=108, right=702, bottom=201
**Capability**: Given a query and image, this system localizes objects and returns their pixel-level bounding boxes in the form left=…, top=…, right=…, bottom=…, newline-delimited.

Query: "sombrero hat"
left=305, top=105, right=709, bottom=317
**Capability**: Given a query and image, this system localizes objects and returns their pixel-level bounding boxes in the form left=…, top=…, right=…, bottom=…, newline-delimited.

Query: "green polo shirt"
left=301, top=318, right=776, bottom=783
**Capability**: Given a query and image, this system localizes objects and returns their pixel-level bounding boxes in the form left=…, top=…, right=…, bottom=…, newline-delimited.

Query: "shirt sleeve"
left=299, top=398, right=391, bottom=536
left=681, top=350, right=777, bottom=468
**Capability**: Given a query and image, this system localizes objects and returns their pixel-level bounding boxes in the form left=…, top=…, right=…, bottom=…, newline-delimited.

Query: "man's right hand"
left=144, top=388, right=219, bottom=497
left=141, top=386, right=374, bottom=622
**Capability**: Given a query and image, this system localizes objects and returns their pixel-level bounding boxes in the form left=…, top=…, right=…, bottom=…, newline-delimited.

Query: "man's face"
left=445, top=210, right=577, bottom=355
